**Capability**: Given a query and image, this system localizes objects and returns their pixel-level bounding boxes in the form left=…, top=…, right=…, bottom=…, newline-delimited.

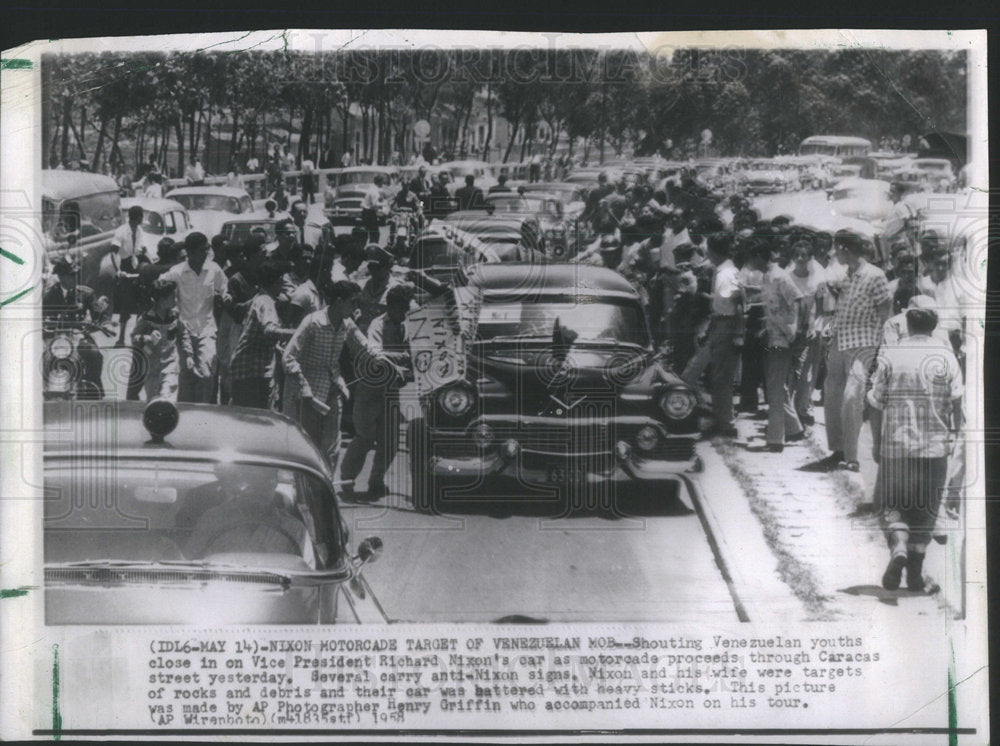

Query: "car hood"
left=473, top=341, right=651, bottom=404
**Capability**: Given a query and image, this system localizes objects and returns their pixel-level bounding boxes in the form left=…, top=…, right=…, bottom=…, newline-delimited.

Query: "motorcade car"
left=740, top=160, right=793, bottom=194
left=484, top=192, right=574, bottom=258
left=119, top=197, right=194, bottom=259
left=43, top=399, right=387, bottom=624
left=323, top=166, right=400, bottom=225
left=42, top=170, right=124, bottom=286
left=440, top=160, right=498, bottom=193
left=827, top=177, right=894, bottom=224
left=440, top=211, right=547, bottom=263
left=406, top=223, right=501, bottom=285
left=406, top=263, right=704, bottom=515
left=164, top=185, right=262, bottom=239
left=217, top=211, right=332, bottom=249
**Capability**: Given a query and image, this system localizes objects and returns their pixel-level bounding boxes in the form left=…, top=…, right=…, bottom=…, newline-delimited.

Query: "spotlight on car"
left=143, top=399, right=179, bottom=443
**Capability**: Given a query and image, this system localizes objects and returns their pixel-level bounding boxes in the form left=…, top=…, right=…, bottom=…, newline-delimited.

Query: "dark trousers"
left=77, top=336, right=105, bottom=400
left=126, top=345, right=144, bottom=401
left=360, top=208, right=380, bottom=245
left=230, top=377, right=272, bottom=409
left=301, top=174, right=316, bottom=204
left=880, top=456, right=948, bottom=552
left=740, top=306, right=765, bottom=412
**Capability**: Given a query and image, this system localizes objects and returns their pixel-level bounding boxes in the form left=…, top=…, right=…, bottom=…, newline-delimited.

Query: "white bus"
left=799, top=135, right=872, bottom=158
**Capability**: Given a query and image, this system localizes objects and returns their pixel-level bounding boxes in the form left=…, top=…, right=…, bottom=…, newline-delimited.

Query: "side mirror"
left=356, top=536, right=383, bottom=565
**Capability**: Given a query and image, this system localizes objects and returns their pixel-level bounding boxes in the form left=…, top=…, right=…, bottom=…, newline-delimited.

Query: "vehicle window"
left=239, top=196, right=253, bottom=213
left=44, top=460, right=337, bottom=567
left=476, top=300, right=648, bottom=346
left=138, top=211, right=164, bottom=234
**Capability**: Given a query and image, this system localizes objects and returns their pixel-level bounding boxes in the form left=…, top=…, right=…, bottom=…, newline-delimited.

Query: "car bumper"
left=427, top=442, right=701, bottom=489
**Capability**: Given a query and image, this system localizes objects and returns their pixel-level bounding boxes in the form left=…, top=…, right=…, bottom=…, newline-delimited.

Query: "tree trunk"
left=459, top=103, right=473, bottom=159
left=77, top=107, right=88, bottom=159
left=60, top=98, right=71, bottom=166
left=91, top=112, right=108, bottom=172
left=68, top=114, right=87, bottom=161
left=482, top=84, right=493, bottom=162
left=175, top=116, right=185, bottom=176
left=503, top=121, right=519, bottom=163
left=109, top=113, right=122, bottom=174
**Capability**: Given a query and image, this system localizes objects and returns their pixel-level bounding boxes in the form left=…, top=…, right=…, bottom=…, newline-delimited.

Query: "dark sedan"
left=406, top=263, right=704, bottom=515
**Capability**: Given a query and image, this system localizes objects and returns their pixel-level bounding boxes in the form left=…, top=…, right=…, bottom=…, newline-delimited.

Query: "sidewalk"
left=705, top=408, right=963, bottom=622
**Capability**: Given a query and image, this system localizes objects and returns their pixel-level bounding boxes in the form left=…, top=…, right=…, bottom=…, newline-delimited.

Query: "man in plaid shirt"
left=282, top=280, right=401, bottom=474
left=229, top=261, right=296, bottom=409
left=819, top=231, right=892, bottom=471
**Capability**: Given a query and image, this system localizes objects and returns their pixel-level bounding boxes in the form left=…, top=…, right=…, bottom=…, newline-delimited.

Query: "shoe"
left=339, top=484, right=360, bottom=503
left=906, top=554, right=926, bottom=592
left=800, top=414, right=816, bottom=427
left=752, top=410, right=769, bottom=421
left=881, top=553, right=907, bottom=591
left=785, top=431, right=807, bottom=443
left=839, top=460, right=860, bottom=472
left=811, top=451, right=844, bottom=471
left=766, top=443, right=784, bottom=453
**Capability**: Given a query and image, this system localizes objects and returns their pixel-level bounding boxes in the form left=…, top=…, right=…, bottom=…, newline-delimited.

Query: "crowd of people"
left=42, top=160, right=968, bottom=588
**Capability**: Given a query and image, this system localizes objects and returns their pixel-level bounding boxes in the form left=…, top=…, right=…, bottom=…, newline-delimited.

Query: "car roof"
left=469, top=262, right=640, bottom=300
left=44, top=401, right=330, bottom=478
left=120, top=197, right=188, bottom=213
left=42, top=170, right=120, bottom=200
left=340, top=166, right=398, bottom=174
left=167, top=186, right=251, bottom=198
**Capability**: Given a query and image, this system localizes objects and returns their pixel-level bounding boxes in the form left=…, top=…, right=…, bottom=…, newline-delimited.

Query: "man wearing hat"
left=160, top=232, right=229, bottom=403
left=43, top=257, right=110, bottom=399
left=817, top=230, right=891, bottom=472
left=356, top=245, right=402, bottom=334
left=868, top=306, right=963, bottom=592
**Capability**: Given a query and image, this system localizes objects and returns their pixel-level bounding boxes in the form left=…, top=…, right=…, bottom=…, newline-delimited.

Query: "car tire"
left=407, top=417, right=436, bottom=514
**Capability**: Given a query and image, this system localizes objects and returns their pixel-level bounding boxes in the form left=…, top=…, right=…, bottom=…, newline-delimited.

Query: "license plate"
left=547, top=466, right=586, bottom=484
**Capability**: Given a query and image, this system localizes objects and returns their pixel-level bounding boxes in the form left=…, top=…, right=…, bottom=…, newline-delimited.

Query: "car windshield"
left=126, top=210, right=164, bottom=234
left=476, top=300, right=649, bottom=347
left=223, top=222, right=278, bottom=244
left=340, top=172, right=383, bottom=185
left=44, top=459, right=339, bottom=567
left=171, top=193, right=248, bottom=213
left=489, top=196, right=549, bottom=214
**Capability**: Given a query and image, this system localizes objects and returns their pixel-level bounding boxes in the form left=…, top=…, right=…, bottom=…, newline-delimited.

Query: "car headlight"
left=438, top=383, right=475, bottom=417
left=635, top=425, right=660, bottom=452
left=659, top=388, right=697, bottom=420
left=48, top=336, right=73, bottom=360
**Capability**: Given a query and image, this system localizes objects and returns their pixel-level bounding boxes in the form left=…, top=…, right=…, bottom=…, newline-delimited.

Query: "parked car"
left=164, top=185, right=261, bottom=239
left=119, top=197, right=194, bottom=259
left=42, top=170, right=124, bottom=287
left=406, top=263, right=704, bottom=514
left=43, top=399, right=387, bottom=624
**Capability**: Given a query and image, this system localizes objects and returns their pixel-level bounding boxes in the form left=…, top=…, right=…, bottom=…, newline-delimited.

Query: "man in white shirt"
left=682, top=232, right=742, bottom=437
left=184, top=157, right=206, bottom=186
left=341, top=151, right=354, bottom=168
left=161, top=232, right=229, bottom=403
left=300, top=153, right=316, bottom=204
left=110, top=205, right=147, bottom=346
left=360, top=175, right=387, bottom=245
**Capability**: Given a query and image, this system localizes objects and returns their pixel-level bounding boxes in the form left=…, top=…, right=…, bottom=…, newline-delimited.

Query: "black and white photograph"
left=0, top=27, right=989, bottom=741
